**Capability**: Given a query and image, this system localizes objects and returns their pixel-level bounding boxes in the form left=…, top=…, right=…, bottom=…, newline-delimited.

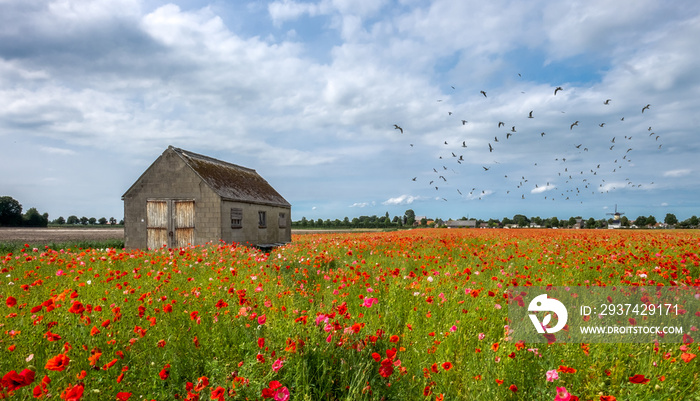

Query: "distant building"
left=122, top=146, right=291, bottom=250
left=445, top=220, right=477, bottom=228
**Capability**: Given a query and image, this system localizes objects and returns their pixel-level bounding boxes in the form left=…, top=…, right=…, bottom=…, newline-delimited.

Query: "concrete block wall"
left=124, top=150, right=221, bottom=249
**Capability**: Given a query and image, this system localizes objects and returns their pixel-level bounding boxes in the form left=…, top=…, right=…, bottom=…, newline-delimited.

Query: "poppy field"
left=1, top=229, right=699, bottom=400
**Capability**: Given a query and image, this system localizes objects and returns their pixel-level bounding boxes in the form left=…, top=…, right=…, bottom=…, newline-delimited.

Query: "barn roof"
left=171, top=146, right=291, bottom=207
left=122, top=146, right=291, bottom=208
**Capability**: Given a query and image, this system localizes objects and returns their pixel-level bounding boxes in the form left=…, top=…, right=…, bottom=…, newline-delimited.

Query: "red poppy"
left=389, top=335, right=400, bottom=343
left=441, top=362, right=453, bottom=371
left=371, top=352, right=381, bottom=362
left=681, top=353, right=696, bottom=363
left=629, top=374, right=650, bottom=384
left=194, top=376, right=209, bottom=392
left=6, top=296, right=17, bottom=307
left=509, top=384, right=518, bottom=392
left=258, top=337, right=265, bottom=349
left=116, top=392, right=132, bottom=400
left=68, top=301, right=85, bottom=314
left=599, top=396, right=616, bottom=401
left=45, top=353, right=70, bottom=371
left=60, top=383, right=84, bottom=401
left=211, top=386, right=226, bottom=401
left=159, top=364, right=170, bottom=380
left=558, top=365, right=576, bottom=373
left=1, top=368, right=35, bottom=391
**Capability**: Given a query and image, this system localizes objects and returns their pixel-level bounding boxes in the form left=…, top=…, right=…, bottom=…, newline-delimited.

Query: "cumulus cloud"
left=382, top=195, right=424, bottom=205
left=40, top=146, right=76, bottom=156
left=349, top=201, right=375, bottom=208
left=530, top=184, right=555, bottom=194
left=1, top=0, right=698, bottom=221
left=663, top=169, right=691, bottom=177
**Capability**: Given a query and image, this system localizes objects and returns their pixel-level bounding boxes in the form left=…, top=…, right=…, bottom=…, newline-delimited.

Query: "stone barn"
left=122, top=146, right=291, bottom=250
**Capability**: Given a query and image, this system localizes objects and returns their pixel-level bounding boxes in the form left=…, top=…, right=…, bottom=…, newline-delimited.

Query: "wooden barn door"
left=146, top=199, right=195, bottom=249
left=146, top=200, right=168, bottom=249
left=173, top=200, right=195, bottom=248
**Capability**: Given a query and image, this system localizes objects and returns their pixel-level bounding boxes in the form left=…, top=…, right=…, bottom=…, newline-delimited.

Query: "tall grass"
left=0, top=229, right=697, bottom=400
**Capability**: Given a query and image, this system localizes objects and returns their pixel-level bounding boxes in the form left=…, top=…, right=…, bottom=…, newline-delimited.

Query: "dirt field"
left=0, top=227, right=124, bottom=243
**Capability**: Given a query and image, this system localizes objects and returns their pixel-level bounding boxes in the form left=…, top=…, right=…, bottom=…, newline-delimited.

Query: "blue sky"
left=1, top=0, right=699, bottom=223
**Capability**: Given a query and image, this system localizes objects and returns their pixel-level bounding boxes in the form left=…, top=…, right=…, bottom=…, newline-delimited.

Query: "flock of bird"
left=394, top=79, right=663, bottom=204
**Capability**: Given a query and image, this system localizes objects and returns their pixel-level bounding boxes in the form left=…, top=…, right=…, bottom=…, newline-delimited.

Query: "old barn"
left=122, top=146, right=291, bottom=250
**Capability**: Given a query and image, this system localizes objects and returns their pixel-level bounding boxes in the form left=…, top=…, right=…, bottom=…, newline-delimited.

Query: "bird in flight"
left=528, top=110, right=534, bottom=118
left=642, top=104, right=651, bottom=113
left=554, top=87, right=563, bottom=95
left=483, top=166, right=490, bottom=171
left=599, top=123, right=605, bottom=127
left=393, top=124, right=403, bottom=134
left=480, top=90, right=487, bottom=97
left=604, top=99, right=611, bottom=105
left=488, top=143, right=493, bottom=152
left=570, top=121, right=579, bottom=130
left=462, top=120, right=468, bottom=125
left=498, top=122, right=505, bottom=128
left=540, top=132, right=546, bottom=137
left=507, top=133, right=513, bottom=139
left=462, top=141, right=468, bottom=147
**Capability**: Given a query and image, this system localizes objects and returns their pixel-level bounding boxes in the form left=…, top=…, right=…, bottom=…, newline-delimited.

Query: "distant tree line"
left=292, top=209, right=698, bottom=230
left=0, top=196, right=123, bottom=228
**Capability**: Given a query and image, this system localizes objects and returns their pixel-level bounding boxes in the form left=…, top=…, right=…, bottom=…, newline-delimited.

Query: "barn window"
left=258, top=211, right=266, bottom=228
left=278, top=213, right=286, bottom=228
left=231, top=208, right=243, bottom=228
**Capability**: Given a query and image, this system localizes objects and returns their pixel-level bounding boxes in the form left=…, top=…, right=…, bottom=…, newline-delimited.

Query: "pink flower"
left=272, top=359, right=284, bottom=372
left=315, top=314, right=328, bottom=326
left=258, top=314, right=267, bottom=325
left=274, top=386, right=290, bottom=401
left=546, top=369, right=559, bottom=382
left=554, top=386, right=572, bottom=401
left=449, top=325, right=457, bottom=332
left=361, top=297, right=378, bottom=308
left=478, top=333, right=485, bottom=340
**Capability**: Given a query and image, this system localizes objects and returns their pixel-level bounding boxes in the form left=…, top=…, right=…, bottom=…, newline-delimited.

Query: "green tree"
left=620, top=216, right=630, bottom=227
left=634, top=216, right=647, bottom=227
left=23, top=207, right=48, bottom=227
left=0, top=196, right=23, bottom=226
left=88, top=217, right=97, bottom=225
left=585, top=217, right=596, bottom=228
left=98, top=217, right=108, bottom=225
left=550, top=217, right=560, bottom=228
left=689, top=216, right=699, bottom=227
left=67, top=215, right=79, bottom=225
left=404, top=209, right=416, bottom=226
left=80, top=216, right=89, bottom=225
left=664, top=213, right=678, bottom=226
left=513, top=214, right=529, bottom=227
left=55, top=216, right=66, bottom=225
left=646, top=215, right=657, bottom=227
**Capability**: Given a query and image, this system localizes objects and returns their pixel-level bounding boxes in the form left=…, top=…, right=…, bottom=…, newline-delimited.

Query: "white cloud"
left=349, top=201, right=375, bottom=208
left=382, top=194, right=424, bottom=205
left=530, top=184, right=554, bottom=194
left=40, top=146, right=76, bottom=156
left=663, top=169, right=691, bottom=177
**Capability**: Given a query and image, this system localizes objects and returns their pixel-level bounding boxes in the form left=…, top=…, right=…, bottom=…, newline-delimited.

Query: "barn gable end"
left=122, top=146, right=291, bottom=250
